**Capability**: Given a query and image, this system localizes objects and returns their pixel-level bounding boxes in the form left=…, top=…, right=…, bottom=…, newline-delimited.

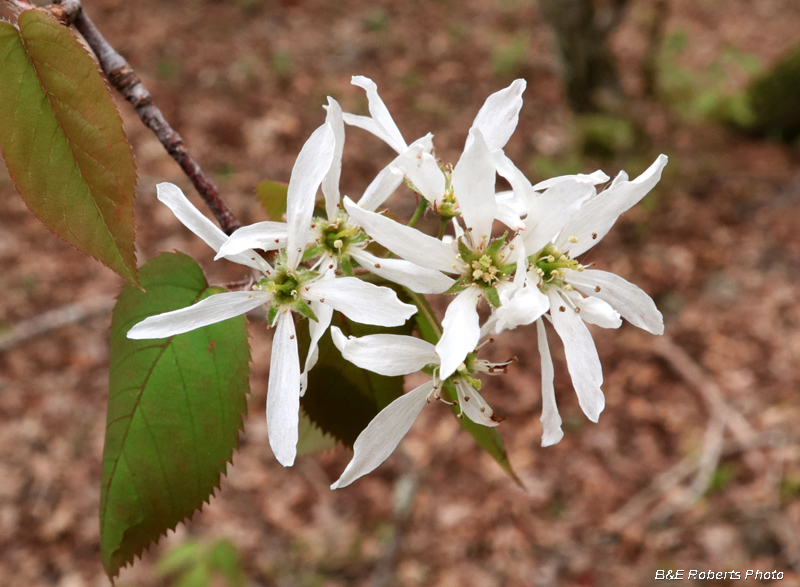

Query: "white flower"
left=493, top=155, right=669, bottom=445
left=128, top=123, right=417, bottom=467
left=217, top=98, right=454, bottom=296
left=346, top=75, right=528, bottom=229
left=328, top=326, right=512, bottom=489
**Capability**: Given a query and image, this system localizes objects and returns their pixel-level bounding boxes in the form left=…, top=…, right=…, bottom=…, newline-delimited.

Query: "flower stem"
left=407, top=199, right=427, bottom=228
left=402, top=288, right=441, bottom=344
left=437, top=218, right=448, bottom=240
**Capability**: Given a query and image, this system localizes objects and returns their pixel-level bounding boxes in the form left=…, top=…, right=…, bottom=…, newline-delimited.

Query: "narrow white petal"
left=452, top=128, right=497, bottom=239
left=455, top=381, right=499, bottom=427
left=341, top=112, right=387, bottom=144
left=573, top=295, right=622, bottom=329
left=468, top=79, right=526, bottom=151
left=306, top=276, right=416, bottom=327
left=331, top=381, right=433, bottom=489
left=494, top=282, right=550, bottom=332
left=522, top=178, right=594, bottom=255
left=127, top=291, right=268, bottom=339
left=157, top=183, right=270, bottom=272
left=558, top=155, right=668, bottom=257
left=531, top=170, right=610, bottom=192
left=495, top=152, right=535, bottom=209
left=267, top=311, right=301, bottom=467
left=286, top=123, right=337, bottom=268
left=567, top=269, right=664, bottom=334
left=331, top=326, right=438, bottom=376
left=494, top=196, right=525, bottom=231
left=548, top=290, right=605, bottom=423
left=350, top=75, right=407, bottom=154
left=358, top=163, right=405, bottom=212
left=394, top=144, right=445, bottom=204
left=351, top=249, right=454, bottom=294
left=300, top=300, right=334, bottom=397
left=537, top=320, right=564, bottom=447
left=344, top=197, right=457, bottom=273
left=358, top=135, right=435, bottom=211
left=215, top=221, right=288, bottom=258
left=436, top=288, right=481, bottom=379
left=322, top=97, right=345, bottom=220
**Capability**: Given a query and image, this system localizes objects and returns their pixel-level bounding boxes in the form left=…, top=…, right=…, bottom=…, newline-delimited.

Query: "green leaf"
left=299, top=312, right=412, bottom=447
left=404, top=288, right=521, bottom=485
left=256, top=180, right=288, bottom=220
left=296, top=410, right=338, bottom=455
left=0, top=10, right=138, bottom=285
left=102, top=252, right=250, bottom=579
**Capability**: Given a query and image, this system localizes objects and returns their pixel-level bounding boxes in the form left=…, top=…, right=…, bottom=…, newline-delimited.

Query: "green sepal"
left=444, top=277, right=471, bottom=295
left=267, top=305, right=279, bottom=325
left=499, top=263, right=517, bottom=276
left=339, top=255, right=354, bottom=276
left=483, top=285, right=501, bottom=308
left=301, top=244, right=323, bottom=263
left=485, top=232, right=508, bottom=260
left=457, top=238, right=476, bottom=265
left=294, top=298, right=318, bottom=322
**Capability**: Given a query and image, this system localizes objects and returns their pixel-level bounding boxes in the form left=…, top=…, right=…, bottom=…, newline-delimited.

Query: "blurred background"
left=1, top=0, right=800, bottom=585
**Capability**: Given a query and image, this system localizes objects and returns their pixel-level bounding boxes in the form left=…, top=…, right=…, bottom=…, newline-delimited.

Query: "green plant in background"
left=745, top=45, right=800, bottom=142
left=657, top=30, right=761, bottom=128
left=156, top=539, right=246, bottom=587
left=363, top=8, right=390, bottom=32
left=491, top=32, right=529, bottom=79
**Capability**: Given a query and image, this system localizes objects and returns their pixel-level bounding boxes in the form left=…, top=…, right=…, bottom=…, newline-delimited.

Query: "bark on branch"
left=49, top=0, right=241, bottom=234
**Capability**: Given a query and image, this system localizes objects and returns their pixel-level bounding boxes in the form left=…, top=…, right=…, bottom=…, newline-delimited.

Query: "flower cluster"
left=128, top=75, right=667, bottom=489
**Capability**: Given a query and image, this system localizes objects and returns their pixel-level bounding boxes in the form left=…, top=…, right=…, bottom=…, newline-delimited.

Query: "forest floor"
left=2, top=0, right=800, bottom=585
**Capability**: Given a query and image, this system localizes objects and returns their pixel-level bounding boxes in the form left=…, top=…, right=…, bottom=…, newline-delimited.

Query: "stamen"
left=374, top=263, right=381, bottom=268
left=592, top=232, right=598, bottom=239
left=568, top=236, right=579, bottom=243
left=595, top=286, right=601, bottom=292
left=559, top=306, right=566, bottom=312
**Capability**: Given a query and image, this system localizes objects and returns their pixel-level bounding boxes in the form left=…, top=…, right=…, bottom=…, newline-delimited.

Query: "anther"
left=274, top=239, right=279, bottom=243
left=464, top=396, right=470, bottom=402
left=595, top=286, right=601, bottom=292
left=319, top=298, right=325, bottom=302
left=592, top=232, right=598, bottom=239
left=568, top=236, right=579, bottom=243
left=480, top=407, right=486, bottom=413
left=374, top=263, right=381, bottom=268
left=574, top=307, right=581, bottom=313
left=290, top=335, right=295, bottom=339
left=559, top=306, right=566, bottom=312
left=333, top=239, right=343, bottom=249
left=564, top=284, right=574, bottom=291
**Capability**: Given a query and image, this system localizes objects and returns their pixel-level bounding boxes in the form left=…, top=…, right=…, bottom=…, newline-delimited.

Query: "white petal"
left=436, top=288, right=481, bottom=379
left=344, top=197, right=457, bottom=273
left=572, top=294, right=622, bottom=329
left=393, top=143, right=445, bottom=204
left=522, top=178, right=594, bottom=255
left=215, top=221, right=288, bottom=258
left=454, top=381, right=499, bottom=427
left=494, top=195, right=525, bottom=231
left=566, top=269, right=664, bottom=334
left=468, top=79, right=526, bottom=151
left=350, top=75, right=407, bottom=154
left=537, top=320, right=564, bottom=447
left=267, top=311, right=301, bottom=467
left=322, top=97, right=345, bottom=220
left=351, top=249, right=454, bottom=294
left=331, top=326, right=438, bottom=376
left=300, top=300, right=334, bottom=397
left=548, top=290, right=605, bottom=423
left=494, top=282, right=550, bottom=332
left=331, top=381, right=433, bottom=489
left=495, top=152, right=535, bottom=209
left=306, top=276, right=416, bottom=327
left=452, top=128, right=497, bottom=239
left=286, top=123, right=337, bottom=268
left=127, top=291, right=268, bottom=339
left=157, top=183, right=270, bottom=272
left=557, top=155, right=668, bottom=257
left=358, top=135, right=435, bottom=211
left=531, top=170, right=610, bottom=192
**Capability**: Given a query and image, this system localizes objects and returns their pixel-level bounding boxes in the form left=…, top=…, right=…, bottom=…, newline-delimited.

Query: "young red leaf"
left=0, top=10, right=138, bottom=285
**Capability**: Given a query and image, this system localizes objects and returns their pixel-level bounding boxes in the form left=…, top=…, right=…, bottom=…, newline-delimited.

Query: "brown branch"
left=49, top=0, right=241, bottom=234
